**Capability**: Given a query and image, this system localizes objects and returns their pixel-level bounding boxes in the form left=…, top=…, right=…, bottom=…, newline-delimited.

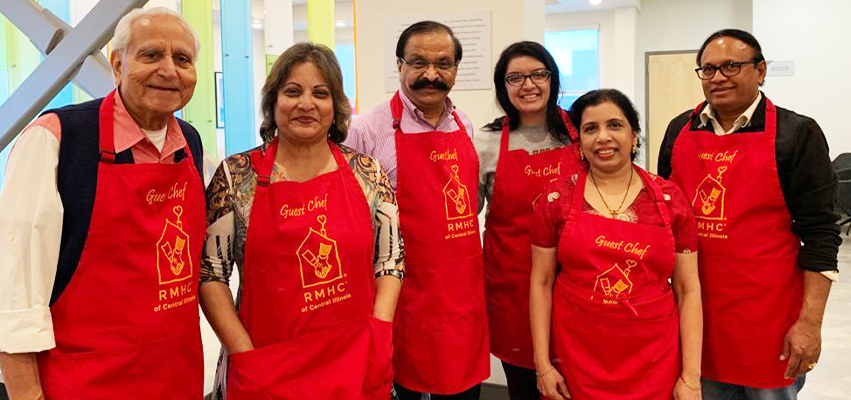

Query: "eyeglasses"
left=504, top=70, right=552, bottom=86
left=398, top=57, right=458, bottom=72
left=695, top=60, right=759, bottom=80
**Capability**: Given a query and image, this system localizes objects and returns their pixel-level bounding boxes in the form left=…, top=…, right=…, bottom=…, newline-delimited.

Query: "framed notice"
left=383, top=10, right=492, bottom=92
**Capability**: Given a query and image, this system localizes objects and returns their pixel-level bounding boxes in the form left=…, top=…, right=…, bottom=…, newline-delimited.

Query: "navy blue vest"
left=46, top=98, right=204, bottom=304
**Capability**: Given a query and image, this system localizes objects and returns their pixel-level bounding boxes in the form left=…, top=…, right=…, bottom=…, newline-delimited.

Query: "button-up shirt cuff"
left=820, top=270, right=839, bottom=282
left=0, top=307, right=55, bottom=354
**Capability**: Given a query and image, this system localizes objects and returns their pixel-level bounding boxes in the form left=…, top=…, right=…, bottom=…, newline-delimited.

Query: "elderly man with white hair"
left=0, top=7, right=206, bottom=400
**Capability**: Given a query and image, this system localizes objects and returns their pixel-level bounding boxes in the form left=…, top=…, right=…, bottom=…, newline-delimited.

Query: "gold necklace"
left=589, top=167, right=634, bottom=221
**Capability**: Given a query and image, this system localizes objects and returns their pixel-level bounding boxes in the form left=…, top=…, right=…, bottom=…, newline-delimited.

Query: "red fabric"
left=37, top=90, right=205, bottom=400
left=482, top=113, right=580, bottom=369
left=390, top=91, right=490, bottom=394
left=226, top=139, right=392, bottom=400
left=533, top=172, right=697, bottom=253
left=548, top=165, right=681, bottom=400
left=669, top=98, right=802, bottom=388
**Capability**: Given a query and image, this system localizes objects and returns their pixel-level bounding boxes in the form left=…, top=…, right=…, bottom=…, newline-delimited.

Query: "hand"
left=673, top=378, right=701, bottom=400
left=536, top=366, right=571, bottom=399
left=780, top=317, right=822, bottom=379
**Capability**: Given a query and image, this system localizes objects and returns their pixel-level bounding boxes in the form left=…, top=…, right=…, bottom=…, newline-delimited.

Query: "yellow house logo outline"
left=156, top=206, right=193, bottom=285
left=297, top=215, right=343, bottom=288
left=443, top=164, right=473, bottom=220
left=691, top=166, right=727, bottom=220
left=593, top=260, right=637, bottom=299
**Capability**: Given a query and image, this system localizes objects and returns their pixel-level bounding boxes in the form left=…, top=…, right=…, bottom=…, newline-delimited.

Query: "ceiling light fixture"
left=335, top=20, right=346, bottom=27
left=589, top=0, right=602, bottom=4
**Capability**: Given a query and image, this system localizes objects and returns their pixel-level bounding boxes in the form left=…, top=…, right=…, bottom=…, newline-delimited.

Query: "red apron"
left=483, top=112, right=580, bottom=369
left=669, top=98, right=802, bottom=388
left=226, top=139, right=393, bottom=400
left=391, top=91, right=490, bottom=394
left=37, top=90, right=205, bottom=400
left=550, top=166, right=680, bottom=400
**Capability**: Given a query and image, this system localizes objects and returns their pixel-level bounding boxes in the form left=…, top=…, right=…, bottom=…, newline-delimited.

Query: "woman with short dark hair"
left=476, top=41, right=581, bottom=399
left=530, top=89, right=703, bottom=400
left=200, top=42, right=403, bottom=400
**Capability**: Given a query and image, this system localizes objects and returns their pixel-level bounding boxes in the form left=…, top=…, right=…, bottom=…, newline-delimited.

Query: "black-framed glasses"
left=398, top=57, right=458, bottom=72
left=695, top=60, right=759, bottom=80
left=504, top=70, right=552, bottom=86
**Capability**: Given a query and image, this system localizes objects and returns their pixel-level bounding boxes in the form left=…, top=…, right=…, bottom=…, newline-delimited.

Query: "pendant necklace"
left=589, top=167, right=634, bottom=222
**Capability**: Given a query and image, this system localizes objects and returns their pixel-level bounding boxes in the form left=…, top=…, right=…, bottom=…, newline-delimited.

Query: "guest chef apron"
left=226, top=139, right=393, bottom=400
left=37, top=89, right=205, bottom=400
left=391, top=91, right=490, bottom=394
left=483, top=111, right=581, bottom=369
left=549, top=166, right=680, bottom=400
left=669, top=98, right=802, bottom=388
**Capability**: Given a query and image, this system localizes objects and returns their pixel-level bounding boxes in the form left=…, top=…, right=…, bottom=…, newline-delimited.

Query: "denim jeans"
left=702, top=375, right=805, bottom=400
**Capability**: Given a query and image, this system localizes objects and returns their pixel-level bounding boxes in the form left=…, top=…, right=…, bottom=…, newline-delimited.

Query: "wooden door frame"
left=644, top=49, right=699, bottom=171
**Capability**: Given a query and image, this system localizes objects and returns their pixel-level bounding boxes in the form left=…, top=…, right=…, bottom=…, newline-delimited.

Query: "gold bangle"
left=679, top=375, right=701, bottom=391
left=536, top=365, right=556, bottom=378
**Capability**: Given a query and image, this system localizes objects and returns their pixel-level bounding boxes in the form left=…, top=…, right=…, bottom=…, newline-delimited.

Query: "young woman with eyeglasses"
left=474, top=41, right=582, bottom=400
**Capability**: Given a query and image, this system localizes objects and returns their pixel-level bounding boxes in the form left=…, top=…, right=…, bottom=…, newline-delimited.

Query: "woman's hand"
left=672, top=377, right=701, bottom=400
left=536, top=366, right=571, bottom=400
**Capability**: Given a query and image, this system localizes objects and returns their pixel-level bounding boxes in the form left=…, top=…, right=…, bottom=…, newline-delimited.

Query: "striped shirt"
left=343, top=89, right=475, bottom=189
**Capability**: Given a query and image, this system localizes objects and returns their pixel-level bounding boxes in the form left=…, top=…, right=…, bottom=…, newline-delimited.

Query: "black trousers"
left=501, top=361, right=540, bottom=400
left=0, top=383, right=8, bottom=400
left=394, top=382, right=481, bottom=400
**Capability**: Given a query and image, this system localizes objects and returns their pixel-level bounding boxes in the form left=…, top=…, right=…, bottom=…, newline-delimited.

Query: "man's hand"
left=780, top=317, right=821, bottom=379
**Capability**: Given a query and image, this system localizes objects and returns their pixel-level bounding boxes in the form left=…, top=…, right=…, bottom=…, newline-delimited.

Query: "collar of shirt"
left=398, top=88, right=457, bottom=130
left=113, top=91, right=186, bottom=160
left=699, top=92, right=762, bottom=135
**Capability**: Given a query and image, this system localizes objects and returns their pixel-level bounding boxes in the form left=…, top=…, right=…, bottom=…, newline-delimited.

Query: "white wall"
left=634, top=0, right=752, bottom=156
left=753, top=0, right=850, bottom=158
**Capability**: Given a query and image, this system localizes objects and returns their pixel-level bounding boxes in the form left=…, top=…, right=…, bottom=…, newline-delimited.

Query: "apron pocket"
left=362, top=317, right=394, bottom=398
left=228, top=317, right=373, bottom=400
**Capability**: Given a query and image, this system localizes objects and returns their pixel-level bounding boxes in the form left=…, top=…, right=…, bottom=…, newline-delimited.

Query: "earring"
left=580, top=151, right=585, bottom=161
left=631, top=143, right=638, bottom=155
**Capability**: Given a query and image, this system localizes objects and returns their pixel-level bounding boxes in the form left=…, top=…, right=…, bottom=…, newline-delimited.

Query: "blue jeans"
left=702, top=376, right=806, bottom=400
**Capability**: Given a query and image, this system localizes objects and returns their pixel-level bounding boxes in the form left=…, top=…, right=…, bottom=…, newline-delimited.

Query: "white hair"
left=112, top=7, right=201, bottom=60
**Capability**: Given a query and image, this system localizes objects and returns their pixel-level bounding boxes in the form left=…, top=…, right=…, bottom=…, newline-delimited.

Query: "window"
left=335, top=44, right=357, bottom=115
left=544, top=28, right=600, bottom=110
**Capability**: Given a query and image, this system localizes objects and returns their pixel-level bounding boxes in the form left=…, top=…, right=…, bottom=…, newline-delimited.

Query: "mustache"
left=410, top=78, right=450, bottom=91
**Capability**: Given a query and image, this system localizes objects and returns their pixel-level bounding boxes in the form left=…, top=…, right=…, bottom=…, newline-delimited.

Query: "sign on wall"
left=383, top=10, right=492, bottom=92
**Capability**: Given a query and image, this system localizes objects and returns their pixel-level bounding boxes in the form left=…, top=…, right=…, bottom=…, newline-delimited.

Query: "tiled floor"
left=800, top=239, right=851, bottom=399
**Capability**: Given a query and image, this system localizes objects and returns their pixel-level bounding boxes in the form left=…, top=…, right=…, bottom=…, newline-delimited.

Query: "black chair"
left=835, top=168, right=851, bottom=235
left=832, top=153, right=851, bottom=171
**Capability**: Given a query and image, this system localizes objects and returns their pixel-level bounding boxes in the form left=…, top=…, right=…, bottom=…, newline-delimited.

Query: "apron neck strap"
left=98, top=90, right=118, bottom=163
left=567, top=165, right=672, bottom=229
left=635, top=167, right=672, bottom=230
left=499, top=116, right=511, bottom=155
left=252, top=138, right=346, bottom=187
left=390, top=91, right=404, bottom=130
left=559, top=107, right=579, bottom=143
left=763, top=96, right=777, bottom=135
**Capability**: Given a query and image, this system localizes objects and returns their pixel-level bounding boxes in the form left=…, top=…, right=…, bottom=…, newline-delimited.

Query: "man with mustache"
left=658, top=29, right=838, bottom=400
left=344, top=20, right=488, bottom=400
left=0, top=8, right=205, bottom=399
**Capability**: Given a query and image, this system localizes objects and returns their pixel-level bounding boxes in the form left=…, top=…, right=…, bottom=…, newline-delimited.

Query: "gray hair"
left=112, top=7, right=201, bottom=60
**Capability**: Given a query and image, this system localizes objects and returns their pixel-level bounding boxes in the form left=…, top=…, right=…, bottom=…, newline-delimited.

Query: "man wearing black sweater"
left=658, top=29, right=838, bottom=400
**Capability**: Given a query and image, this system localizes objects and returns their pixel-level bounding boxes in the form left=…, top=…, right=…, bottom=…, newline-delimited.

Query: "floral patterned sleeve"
left=340, top=145, right=405, bottom=280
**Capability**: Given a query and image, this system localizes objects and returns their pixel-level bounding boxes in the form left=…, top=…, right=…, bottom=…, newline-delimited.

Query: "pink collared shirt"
left=343, top=90, right=475, bottom=189
left=0, top=92, right=189, bottom=355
